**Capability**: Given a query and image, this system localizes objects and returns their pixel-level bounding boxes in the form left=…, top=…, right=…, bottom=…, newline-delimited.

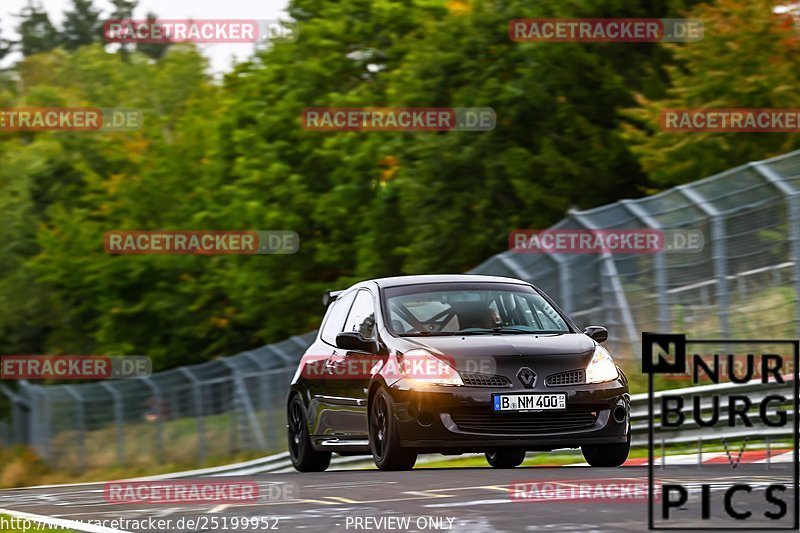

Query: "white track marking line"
left=207, top=504, right=230, bottom=513
left=425, top=499, right=511, bottom=508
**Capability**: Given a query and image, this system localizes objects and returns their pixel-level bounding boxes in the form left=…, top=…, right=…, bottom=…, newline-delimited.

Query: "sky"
left=1, top=0, right=291, bottom=72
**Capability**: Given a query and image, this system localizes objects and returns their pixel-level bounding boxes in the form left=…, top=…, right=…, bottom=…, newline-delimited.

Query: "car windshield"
left=384, top=283, right=571, bottom=336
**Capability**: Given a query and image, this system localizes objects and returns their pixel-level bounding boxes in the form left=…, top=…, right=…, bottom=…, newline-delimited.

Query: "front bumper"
left=386, top=377, right=629, bottom=453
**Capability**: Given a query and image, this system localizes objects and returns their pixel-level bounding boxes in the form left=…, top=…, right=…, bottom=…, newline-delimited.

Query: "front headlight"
left=585, top=345, right=619, bottom=384
left=401, top=349, right=464, bottom=387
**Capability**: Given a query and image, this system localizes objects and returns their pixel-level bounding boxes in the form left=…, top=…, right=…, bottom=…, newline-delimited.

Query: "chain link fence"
left=1, top=151, right=799, bottom=470
left=0, top=333, right=315, bottom=469
left=472, top=150, right=800, bottom=359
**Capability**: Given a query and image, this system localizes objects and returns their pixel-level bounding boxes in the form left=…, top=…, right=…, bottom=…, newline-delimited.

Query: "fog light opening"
left=418, top=411, right=434, bottom=426
left=613, top=405, right=627, bottom=423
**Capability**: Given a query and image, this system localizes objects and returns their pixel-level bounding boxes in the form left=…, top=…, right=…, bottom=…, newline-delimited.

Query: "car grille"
left=461, top=372, right=511, bottom=388
left=545, top=369, right=585, bottom=386
left=449, top=409, right=597, bottom=434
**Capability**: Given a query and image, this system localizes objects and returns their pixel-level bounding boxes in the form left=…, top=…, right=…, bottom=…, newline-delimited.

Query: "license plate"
left=492, top=393, right=566, bottom=412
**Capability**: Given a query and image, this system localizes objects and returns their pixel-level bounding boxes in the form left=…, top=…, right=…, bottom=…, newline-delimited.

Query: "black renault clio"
left=287, top=274, right=630, bottom=471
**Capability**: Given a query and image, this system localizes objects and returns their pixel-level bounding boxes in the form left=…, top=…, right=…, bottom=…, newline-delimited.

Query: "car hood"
left=403, top=333, right=597, bottom=378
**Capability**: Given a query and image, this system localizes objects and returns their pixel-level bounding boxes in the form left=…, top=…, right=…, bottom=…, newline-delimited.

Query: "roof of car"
left=365, top=274, right=530, bottom=289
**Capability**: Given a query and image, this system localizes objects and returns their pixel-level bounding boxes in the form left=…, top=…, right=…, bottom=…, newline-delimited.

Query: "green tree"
left=136, top=12, right=172, bottom=61
left=61, top=0, right=102, bottom=50
left=0, top=0, right=740, bottom=367
left=15, top=1, right=59, bottom=56
left=108, top=0, right=137, bottom=20
left=624, top=0, right=800, bottom=187
left=105, top=0, right=138, bottom=58
left=0, top=19, right=13, bottom=62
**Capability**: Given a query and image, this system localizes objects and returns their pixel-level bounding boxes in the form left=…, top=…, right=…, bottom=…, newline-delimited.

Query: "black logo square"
left=643, top=332, right=686, bottom=375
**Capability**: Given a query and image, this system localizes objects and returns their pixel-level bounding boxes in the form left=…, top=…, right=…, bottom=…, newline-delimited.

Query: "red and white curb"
left=567, top=449, right=794, bottom=467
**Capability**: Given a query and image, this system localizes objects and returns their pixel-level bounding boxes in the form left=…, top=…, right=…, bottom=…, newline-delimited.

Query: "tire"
left=369, top=387, right=417, bottom=471
left=485, top=449, right=526, bottom=468
left=581, top=433, right=631, bottom=467
left=287, top=395, right=331, bottom=472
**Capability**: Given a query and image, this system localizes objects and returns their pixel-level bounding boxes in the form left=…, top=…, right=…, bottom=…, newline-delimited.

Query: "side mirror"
left=336, top=331, right=376, bottom=353
left=583, top=326, right=608, bottom=344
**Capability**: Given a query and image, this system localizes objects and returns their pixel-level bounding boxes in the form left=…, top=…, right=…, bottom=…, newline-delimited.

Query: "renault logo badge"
left=517, top=367, right=536, bottom=388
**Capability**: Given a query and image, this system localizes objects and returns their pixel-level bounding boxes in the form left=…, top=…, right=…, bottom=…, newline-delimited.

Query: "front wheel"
left=369, top=388, right=417, bottom=471
left=287, top=395, right=331, bottom=472
left=485, top=449, right=526, bottom=468
left=581, top=434, right=630, bottom=467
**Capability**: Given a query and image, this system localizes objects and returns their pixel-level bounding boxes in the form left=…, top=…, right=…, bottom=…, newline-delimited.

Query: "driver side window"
left=320, top=291, right=356, bottom=345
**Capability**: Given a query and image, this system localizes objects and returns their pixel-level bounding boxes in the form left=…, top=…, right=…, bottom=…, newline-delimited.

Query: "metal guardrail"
left=629, top=379, right=795, bottom=447
left=149, top=379, right=798, bottom=476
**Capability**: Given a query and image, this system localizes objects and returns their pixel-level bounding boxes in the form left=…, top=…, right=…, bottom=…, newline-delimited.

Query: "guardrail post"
left=64, top=386, right=86, bottom=469
left=178, top=368, right=207, bottom=463
left=100, top=382, right=125, bottom=465
left=697, top=438, right=702, bottom=469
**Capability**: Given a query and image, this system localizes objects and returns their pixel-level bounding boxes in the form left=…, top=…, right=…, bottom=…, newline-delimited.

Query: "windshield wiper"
left=398, top=331, right=461, bottom=336
left=459, top=327, right=566, bottom=335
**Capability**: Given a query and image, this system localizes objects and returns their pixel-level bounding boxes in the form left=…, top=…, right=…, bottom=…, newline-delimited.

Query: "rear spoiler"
left=323, top=289, right=344, bottom=307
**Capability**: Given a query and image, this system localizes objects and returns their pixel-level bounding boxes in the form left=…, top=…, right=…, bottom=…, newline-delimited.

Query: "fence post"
left=677, top=185, right=730, bottom=338
left=99, top=382, right=125, bottom=466
left=752, top=162, right=800, bottom=339
left=0, top=384, right=30, bottom=446
left=791, top=195, right=800, bottom=339
left=242, top=351, right=275, bottom=450
left=621, top=199, right=671, bottom=332
left=497, top=253, right=533, bottom=282
left=218, top=361, right=239, bottom=454
left=178, top=368, right=207, bottom=463
left=64, top=386, right=86, bottom=469
left=545, top=252, right=572, bottom=314
left=221, top=358, right=268, bottom=452
left=31, top=384, right=53, bottom=462
left=569, top=209, right=640, bottom=356
left=141, top=377, right=165, bottom=464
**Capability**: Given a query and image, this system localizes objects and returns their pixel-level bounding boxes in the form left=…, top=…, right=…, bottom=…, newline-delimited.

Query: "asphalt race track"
left=0, top=463, right=796, bottom=532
